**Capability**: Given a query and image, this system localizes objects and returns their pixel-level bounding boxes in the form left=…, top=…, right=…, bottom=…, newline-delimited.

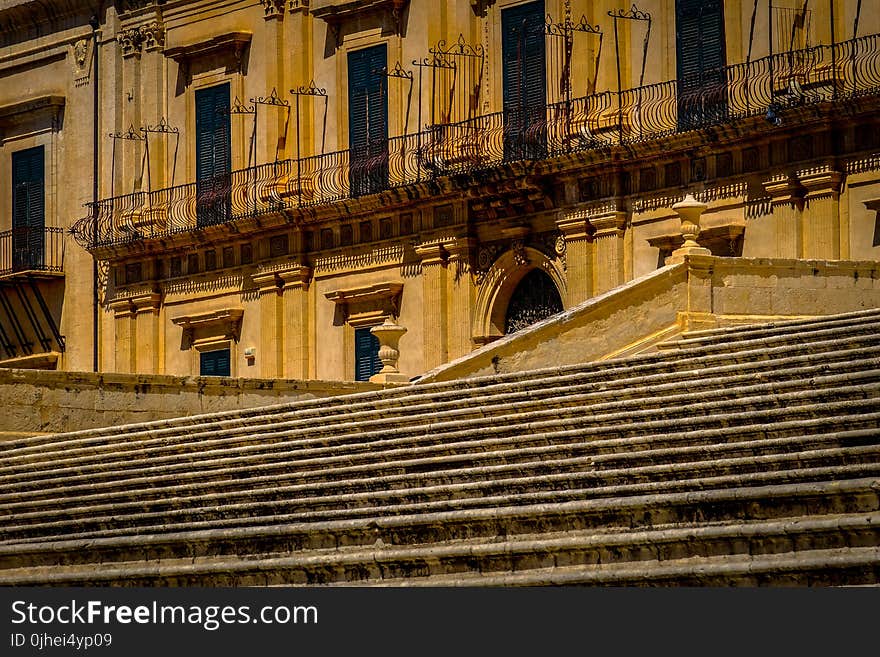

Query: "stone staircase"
left=0, top=308, right=879, bottom=586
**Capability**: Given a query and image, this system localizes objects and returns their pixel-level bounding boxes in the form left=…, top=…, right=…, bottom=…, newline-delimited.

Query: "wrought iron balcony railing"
left=72, top=33, right=880, bottom=250
left=0, top=226, right=65, bottom=277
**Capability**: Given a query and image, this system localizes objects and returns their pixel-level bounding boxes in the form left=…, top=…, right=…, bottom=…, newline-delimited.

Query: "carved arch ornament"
left=472, top=246, right=567, bottom=343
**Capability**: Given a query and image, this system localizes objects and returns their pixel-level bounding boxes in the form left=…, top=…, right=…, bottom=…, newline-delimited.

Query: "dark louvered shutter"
left=501, top=0, right=546, bottom=160
left=676, top=0, right=727, bottom=129
left=200, top=348, right=231, bottom=377
left=11, top=146, right=45, bottom=270
left=354, top=327, right=381, bottom=381
left=195, top=83, right=231, bottom=226
left=348, top=44, right=388, bottom=197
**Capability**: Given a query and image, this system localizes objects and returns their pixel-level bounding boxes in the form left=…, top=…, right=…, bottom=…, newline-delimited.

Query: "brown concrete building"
left=1, top=0, right=879, bottom=384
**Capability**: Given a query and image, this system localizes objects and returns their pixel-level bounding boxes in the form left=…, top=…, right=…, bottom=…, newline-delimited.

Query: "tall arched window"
left=504, top=268, right=563, bottom=334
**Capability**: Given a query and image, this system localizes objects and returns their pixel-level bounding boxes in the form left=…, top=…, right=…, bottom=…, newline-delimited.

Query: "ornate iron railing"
left=0, top=227, right=64, bottom=276
left=72, top=33, right=880, bottom=250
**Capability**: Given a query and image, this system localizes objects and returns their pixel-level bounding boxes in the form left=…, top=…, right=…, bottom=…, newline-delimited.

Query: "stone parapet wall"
left=419, top=256, right=880, bottom=382
left=0, top=371, right=386, bottom=435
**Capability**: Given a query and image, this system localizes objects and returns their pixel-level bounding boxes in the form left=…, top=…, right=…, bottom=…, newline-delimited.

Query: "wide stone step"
left=1, top=512, right=876, bottom=586
left=5, top=422, right=878, bottom=510
left=2, top=430, right=877, bottom=520
left=368, top=546, right=880, bottom=587
left=2, top=369, right=877, bottom=483
left=4, top=443, right=878, bottom=532
left=2, top=456, right=877, bottom=542
left=3, top=478, right=877, bottom=566
left=665, top=308, right=880, bottom=349
left=2, top=395, right=878, bottom=496
left=589, top=426, right=880, bottom=469
left=7, top=317, right=879, bottom=454
left=5, top=344, right=878, bottom=468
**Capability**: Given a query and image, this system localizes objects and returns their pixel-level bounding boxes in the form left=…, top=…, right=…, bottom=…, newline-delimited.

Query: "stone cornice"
left=170, top=307, right=243, bottom=342
left=164, top=30, right=251, bottom=63
left=311, top=0, right=404, bottom=21
left=0, top=0, right=94, bottom=30
left=324, top=281, right=403, bottom=307
left=325, top=281, right=404, bottom=323
left=0, top=95, right=65, bottom=124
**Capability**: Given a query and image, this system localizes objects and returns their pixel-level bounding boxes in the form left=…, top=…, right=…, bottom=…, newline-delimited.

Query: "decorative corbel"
left=139, top=22, right=165, bottom=52
left=260, top=0, right=286, bottom=19
left=118, top=26, right=144, bottom=58
left=289, top=0, right=310, bottom=13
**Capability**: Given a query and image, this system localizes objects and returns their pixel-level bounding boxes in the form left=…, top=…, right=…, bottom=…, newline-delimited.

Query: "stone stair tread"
left=0, top=512, right=875, bottom=585
left=3, top=465, right=877, bottom=542
left=2, top=379, right=877, bottom=481
left=6, top=317, right=880, bottom=451
left=3, top=417, right=877, bottom=504
left=671, top=308, right=880, bottom=344
left=6, top=340, right=878, bottom=460
left=2, top=442, right=877, bottom=515
left=2, top=309, right=879, bottom=585
left=363, top=546, right=880, bottom=586
left=2, top=401, right=877, bottom=495
left=5, top=352, right=879, bottom=464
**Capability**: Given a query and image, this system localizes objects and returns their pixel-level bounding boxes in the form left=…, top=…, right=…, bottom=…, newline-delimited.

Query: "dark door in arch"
left=504, top=268, right=563, bottom=335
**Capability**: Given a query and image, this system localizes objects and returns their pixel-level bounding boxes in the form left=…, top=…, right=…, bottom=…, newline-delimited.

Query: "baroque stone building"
left=1, top=0, right=879, bottom=382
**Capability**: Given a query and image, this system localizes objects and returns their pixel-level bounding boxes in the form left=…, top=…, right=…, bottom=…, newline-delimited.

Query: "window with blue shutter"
left=348, top=44, right=389, bottom=197
left=354, top=327, right=381, bottom=381
left=502, top=0, right=546, bottom=161
left=195, top=83, right=232, bottom=227
left=676, top=0, right=727, bottom=129
left=200, top=348, right=231, bottom=377
left=11, top=146, right=45, bottom=271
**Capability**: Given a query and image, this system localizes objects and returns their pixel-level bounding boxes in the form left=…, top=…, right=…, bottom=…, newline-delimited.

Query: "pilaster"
left=555, top=210, right=593, bottom=306
left=279, top=265, right=313, bottom=380
left=253, top=271, right=284, bottom=378
left=108, top=298, right=136, bottom=374
left=132, top=292, right=162, bottom=374
left=415, top=242, right=448, bottom=371
left=589, top=208, right=628, bottom=296
left=109, top=290, right=160, bottom=374
left=763, top=174, right=804, bottom=259
left=798, top=166, right=843, bottom=260
left=443, top=237, right=477, bottom=361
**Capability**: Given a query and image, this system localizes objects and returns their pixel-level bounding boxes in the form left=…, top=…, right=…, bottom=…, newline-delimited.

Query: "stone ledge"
left=0, top=371, right=390, bottom=434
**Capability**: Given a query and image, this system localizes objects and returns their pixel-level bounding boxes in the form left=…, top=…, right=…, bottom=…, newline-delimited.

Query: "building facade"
left=1, top=0, right=879, bottom=381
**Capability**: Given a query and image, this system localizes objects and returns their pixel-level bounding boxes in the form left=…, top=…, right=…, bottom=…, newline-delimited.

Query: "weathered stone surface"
left=0, top=371, right=389, bottom=434
left=0, top=309, right=879, bottom=585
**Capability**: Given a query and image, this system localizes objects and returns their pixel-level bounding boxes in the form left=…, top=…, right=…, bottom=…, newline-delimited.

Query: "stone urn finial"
left=667, top=193, right=712, bottom=264
left=369, top=318, right=409, bottom=383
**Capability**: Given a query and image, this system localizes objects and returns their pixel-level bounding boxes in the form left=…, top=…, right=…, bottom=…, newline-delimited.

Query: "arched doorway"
left=504, top=268, right=563, bottom=334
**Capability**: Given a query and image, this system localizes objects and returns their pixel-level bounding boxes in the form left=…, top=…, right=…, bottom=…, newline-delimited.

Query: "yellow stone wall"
left=1, top=0, right=879, bottom=382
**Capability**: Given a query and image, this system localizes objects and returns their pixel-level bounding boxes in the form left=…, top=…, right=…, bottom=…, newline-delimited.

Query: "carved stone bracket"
left=118, top=26, right=144, bottom=58
left=118, top=21, right=165, bottom=58
left=474, top=229, right=563, bottom=285
left=140, top=22, right=166, bottom=52
left=109, top=290, right=161, bottom=318
left=260, top=0, right=287, bottom=19
left=72, top=38, right=93, bottom=86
